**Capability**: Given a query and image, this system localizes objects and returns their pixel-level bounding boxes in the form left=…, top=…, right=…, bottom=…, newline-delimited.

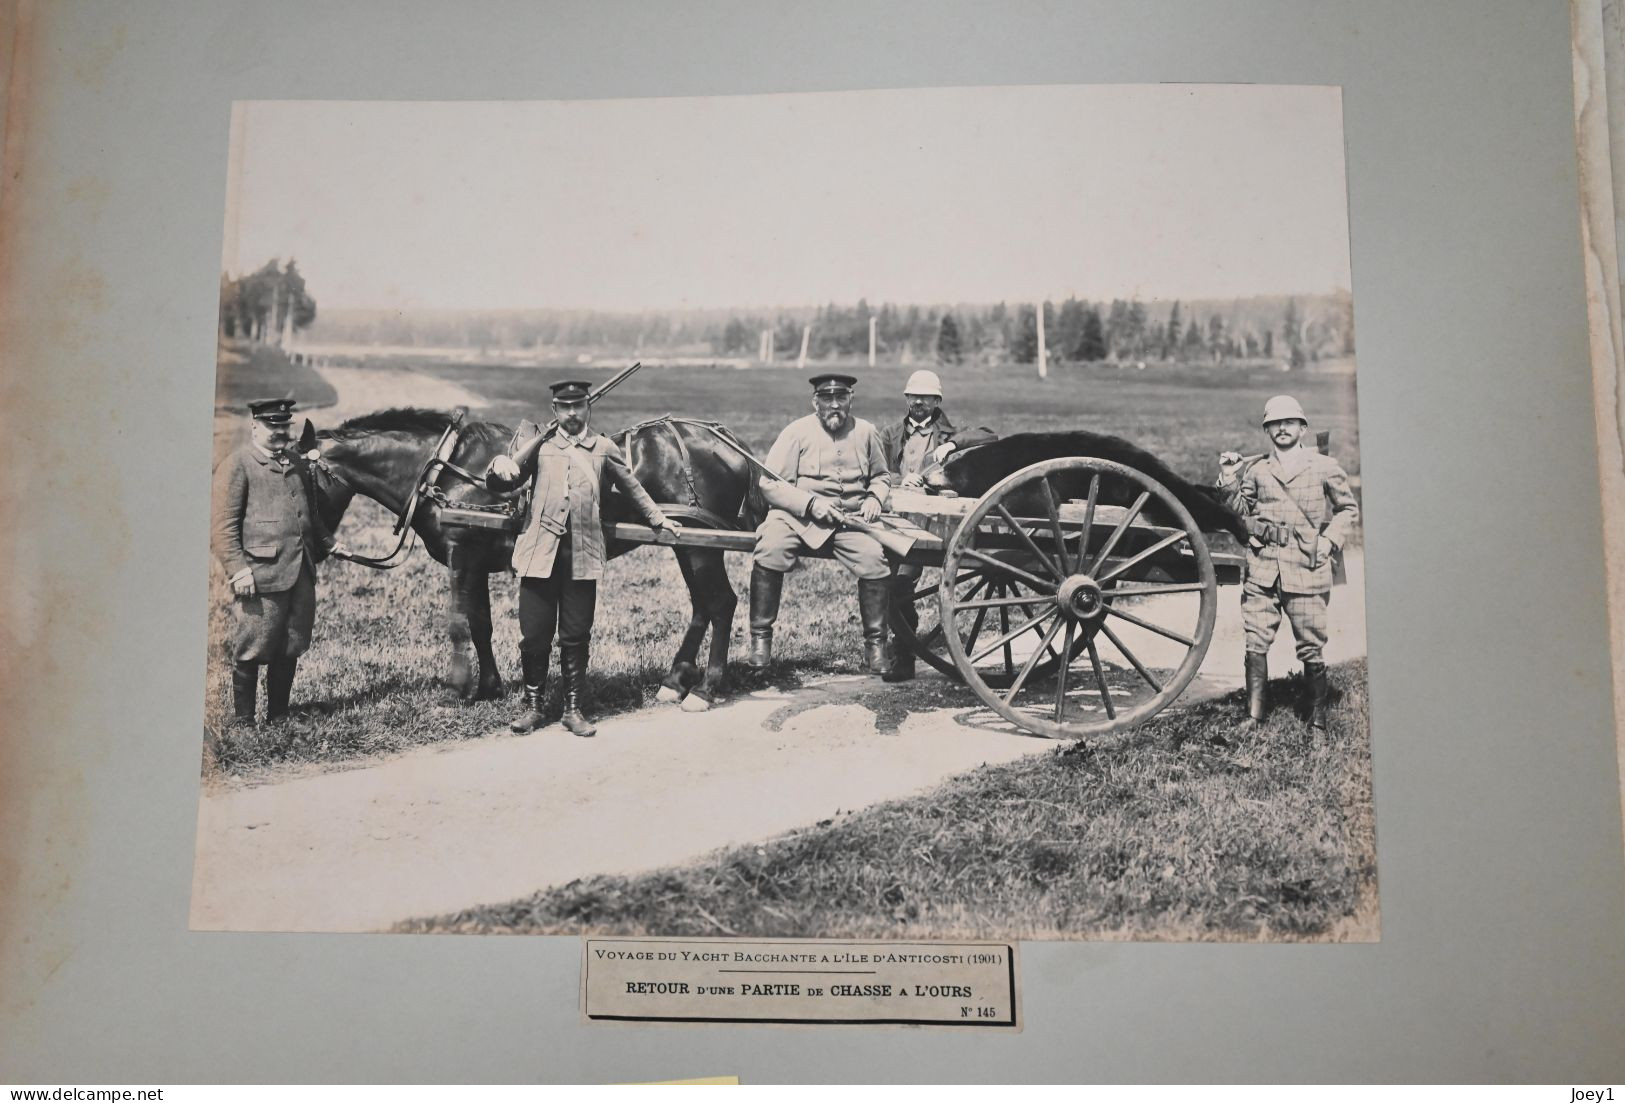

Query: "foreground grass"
left=398, top=660, right=1375, bottom=941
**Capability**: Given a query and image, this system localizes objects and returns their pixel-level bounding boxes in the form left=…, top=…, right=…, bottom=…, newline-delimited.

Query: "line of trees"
left=714, top=293, right=1354, bottom=367
left=303, top=291, right=1355, bottom=367
left=219, top=260, right=318, bottom=343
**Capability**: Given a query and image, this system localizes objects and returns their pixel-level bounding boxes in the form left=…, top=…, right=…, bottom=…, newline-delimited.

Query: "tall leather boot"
left=231, top=661, right=258, bottom=725
left=1306, top=660, right=1330, bottom=731
left=265, top=658, right=297, bottom=722
left=559, top=644, right=597, bottom=737
left=1243, top=651, right=1268, bottom=726
left=883, top=576, right=918, bottom=683
left=858, top=578, right=892, bottom=676
left=748, top=565, right=784, bottom=669
left=510, top=649, right=549, bottom=734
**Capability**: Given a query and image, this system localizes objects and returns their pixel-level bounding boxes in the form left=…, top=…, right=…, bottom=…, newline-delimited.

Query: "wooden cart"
left=609, top=456, right=1249, bottom=741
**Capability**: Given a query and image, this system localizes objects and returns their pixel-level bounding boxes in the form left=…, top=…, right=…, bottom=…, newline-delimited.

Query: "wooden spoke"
left=1002, top=615, right=1065, bottom=705
left=1098, top=621, right=1163, bottom=692
left=1105, top=582, right=1208, bottom=597
left=962, top=589, right=995, bottom=659
left=994, top=503, right=1063, bottom=580
left=1089, top=490, right=1150, bottom=574
left=961, top=548, right=1057, bottom=594
left=997, top=592, right=1013, bottom=677
left=1054, top=621, right=1075, bottom=722
left=954, top=593, right=1059, bottom=610
left=1086, top=636, right=1116, bottom=721
left=1096, top=530, right=1189, bottom=584
left=919, top=622, right=945, bottom=649
left=1078, top=474, right=1100, bottom=571
left=1102, top=603, right=1196, bottom=646
left=970, top=604, right=1055, bottom=666
left=1040, top=477, right=1072, bottom=574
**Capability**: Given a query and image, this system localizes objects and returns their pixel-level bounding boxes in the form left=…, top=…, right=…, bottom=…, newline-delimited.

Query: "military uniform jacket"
left=496, top=430, right=667, bottom=580
left=211, top=445, right=333, bottom=592
left=760, top=414, right=892, bottom=548
left=1217, top=450, right=1359, bottom=593
left=878, top=410, right=997, bottom=478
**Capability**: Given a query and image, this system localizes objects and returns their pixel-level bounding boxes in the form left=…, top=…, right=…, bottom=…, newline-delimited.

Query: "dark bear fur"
left=941, top=431, right=1246, bottom=542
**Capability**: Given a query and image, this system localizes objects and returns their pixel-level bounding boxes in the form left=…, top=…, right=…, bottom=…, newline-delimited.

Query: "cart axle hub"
left=1056, top=575, right=1107, bottom=621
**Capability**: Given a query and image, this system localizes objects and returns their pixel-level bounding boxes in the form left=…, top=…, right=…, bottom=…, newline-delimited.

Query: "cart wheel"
left=939, top=457, right=1218, bottom=739
left=889, top=565, right=1088, bottom=686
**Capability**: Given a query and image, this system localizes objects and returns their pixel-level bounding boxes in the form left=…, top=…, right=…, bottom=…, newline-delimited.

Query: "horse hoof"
left=680, top=693, right=712, bottom=713
left=656, top=685, right=684, bottom=704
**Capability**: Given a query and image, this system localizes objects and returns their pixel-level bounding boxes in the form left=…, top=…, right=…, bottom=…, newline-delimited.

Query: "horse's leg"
left=445, top=544, right=477, bottom=700
left=657, top=549, right=708, bottom=704
left=469, top=564, right=503, bottom=700
left=682, top=548, right=737, bottom=712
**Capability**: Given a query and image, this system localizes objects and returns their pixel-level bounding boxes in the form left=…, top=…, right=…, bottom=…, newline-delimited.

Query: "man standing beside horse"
left=750, top=372, right=895, bottom=675
left=486, top=379, right=681, bottom=737
left=211, top=395, right=341, bottom=726
left=1217, top=394, right=1359, bottom=733
left=876, top=369, right=996, bottom=682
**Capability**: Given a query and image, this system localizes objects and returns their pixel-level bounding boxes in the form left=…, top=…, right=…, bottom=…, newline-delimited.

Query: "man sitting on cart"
left=750, top=373, right=895, bottom=675
left=876, top=368, right=997, bottom=682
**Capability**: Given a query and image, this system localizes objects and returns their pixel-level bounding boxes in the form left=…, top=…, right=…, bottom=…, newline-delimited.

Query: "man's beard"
left=820, top=410, right=848, bottom=432
left=561, top=418, right=587, bottom=436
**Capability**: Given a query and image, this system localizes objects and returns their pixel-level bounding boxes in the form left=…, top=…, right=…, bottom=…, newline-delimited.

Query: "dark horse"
left=306, top=408, right=759, bottom=710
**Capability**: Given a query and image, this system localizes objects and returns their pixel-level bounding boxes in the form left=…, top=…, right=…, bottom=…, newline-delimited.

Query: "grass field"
left=420, top=356, right=1363, bottom=477
left=213, top=340, right=337, bottom=411
left=398, top=659, right=1375, bottom=941
left=204, top=351, right=1364, bottom=782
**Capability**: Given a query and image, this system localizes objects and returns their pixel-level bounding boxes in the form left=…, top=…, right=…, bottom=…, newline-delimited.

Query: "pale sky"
left=224, top=84, right=1352, bottom=311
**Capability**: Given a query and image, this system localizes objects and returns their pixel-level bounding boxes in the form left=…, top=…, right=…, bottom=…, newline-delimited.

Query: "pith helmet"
left=903, top=369, right=943, bottom=397
left=1261, top=394, right=1308, bottom=426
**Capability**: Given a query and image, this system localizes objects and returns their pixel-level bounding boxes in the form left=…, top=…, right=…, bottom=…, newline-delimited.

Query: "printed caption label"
left=582, top=937, right=1019, bottom=1028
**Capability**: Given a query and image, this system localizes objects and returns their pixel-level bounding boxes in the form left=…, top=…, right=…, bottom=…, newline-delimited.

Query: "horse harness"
left=318, top=412, right=753, bottom=568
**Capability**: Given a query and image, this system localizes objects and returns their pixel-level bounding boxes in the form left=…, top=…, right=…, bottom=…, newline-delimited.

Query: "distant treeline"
left=305, top=292, right=1354, bottom=366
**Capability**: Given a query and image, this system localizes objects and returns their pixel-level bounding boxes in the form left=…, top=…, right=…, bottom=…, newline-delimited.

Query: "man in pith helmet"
left=750, top=373, right=895, bottom=674
left=876, top=368, right=996, bottom=682
left=1217, top=394, right=1359, bottom=733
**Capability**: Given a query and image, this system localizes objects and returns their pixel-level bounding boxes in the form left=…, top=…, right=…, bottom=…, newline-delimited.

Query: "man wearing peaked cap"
left=1217, top=394, right=1359, bottom=735
left=211, top=395, right=340, bottom=727
left=749, top=372, right=895, bottom=674
left=876, top=369, right=997, bottom=682
left=486, top=377, right=680, bottom=737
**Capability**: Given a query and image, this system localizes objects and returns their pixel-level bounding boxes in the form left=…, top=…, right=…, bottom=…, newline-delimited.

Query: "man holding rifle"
left=487, top=377, right=681, bottom=737
left=749, top=372, right=895, bottom=675
left=1216, top=394, right=1358, bottom=733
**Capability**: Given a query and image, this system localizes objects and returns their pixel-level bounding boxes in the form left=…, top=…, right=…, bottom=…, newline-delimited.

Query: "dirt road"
left=189, top=552, right=1365, bottom=933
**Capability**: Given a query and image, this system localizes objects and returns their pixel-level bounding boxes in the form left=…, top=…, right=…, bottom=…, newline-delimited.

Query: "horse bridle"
left=314, top=410, right=507, bottom=570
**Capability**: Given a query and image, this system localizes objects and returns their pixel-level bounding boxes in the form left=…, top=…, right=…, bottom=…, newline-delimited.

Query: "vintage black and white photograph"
left=193, top=84, right=1375, bottom=940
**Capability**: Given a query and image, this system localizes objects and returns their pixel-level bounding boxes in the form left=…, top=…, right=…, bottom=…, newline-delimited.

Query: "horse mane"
left=323, top=407, right=511, bottom=448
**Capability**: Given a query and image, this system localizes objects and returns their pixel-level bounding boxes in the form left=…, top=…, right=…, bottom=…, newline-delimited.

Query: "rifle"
left=489, top=361, right=644, bottom=484
left=683, top=415, right=918, bottom=558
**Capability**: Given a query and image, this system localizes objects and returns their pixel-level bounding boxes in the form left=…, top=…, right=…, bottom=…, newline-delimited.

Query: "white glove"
left=229, top=568, right=256, bottom=597
left=931, top=441, right=957, bottom=464
left=489, top=455, right=521, bottom=482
